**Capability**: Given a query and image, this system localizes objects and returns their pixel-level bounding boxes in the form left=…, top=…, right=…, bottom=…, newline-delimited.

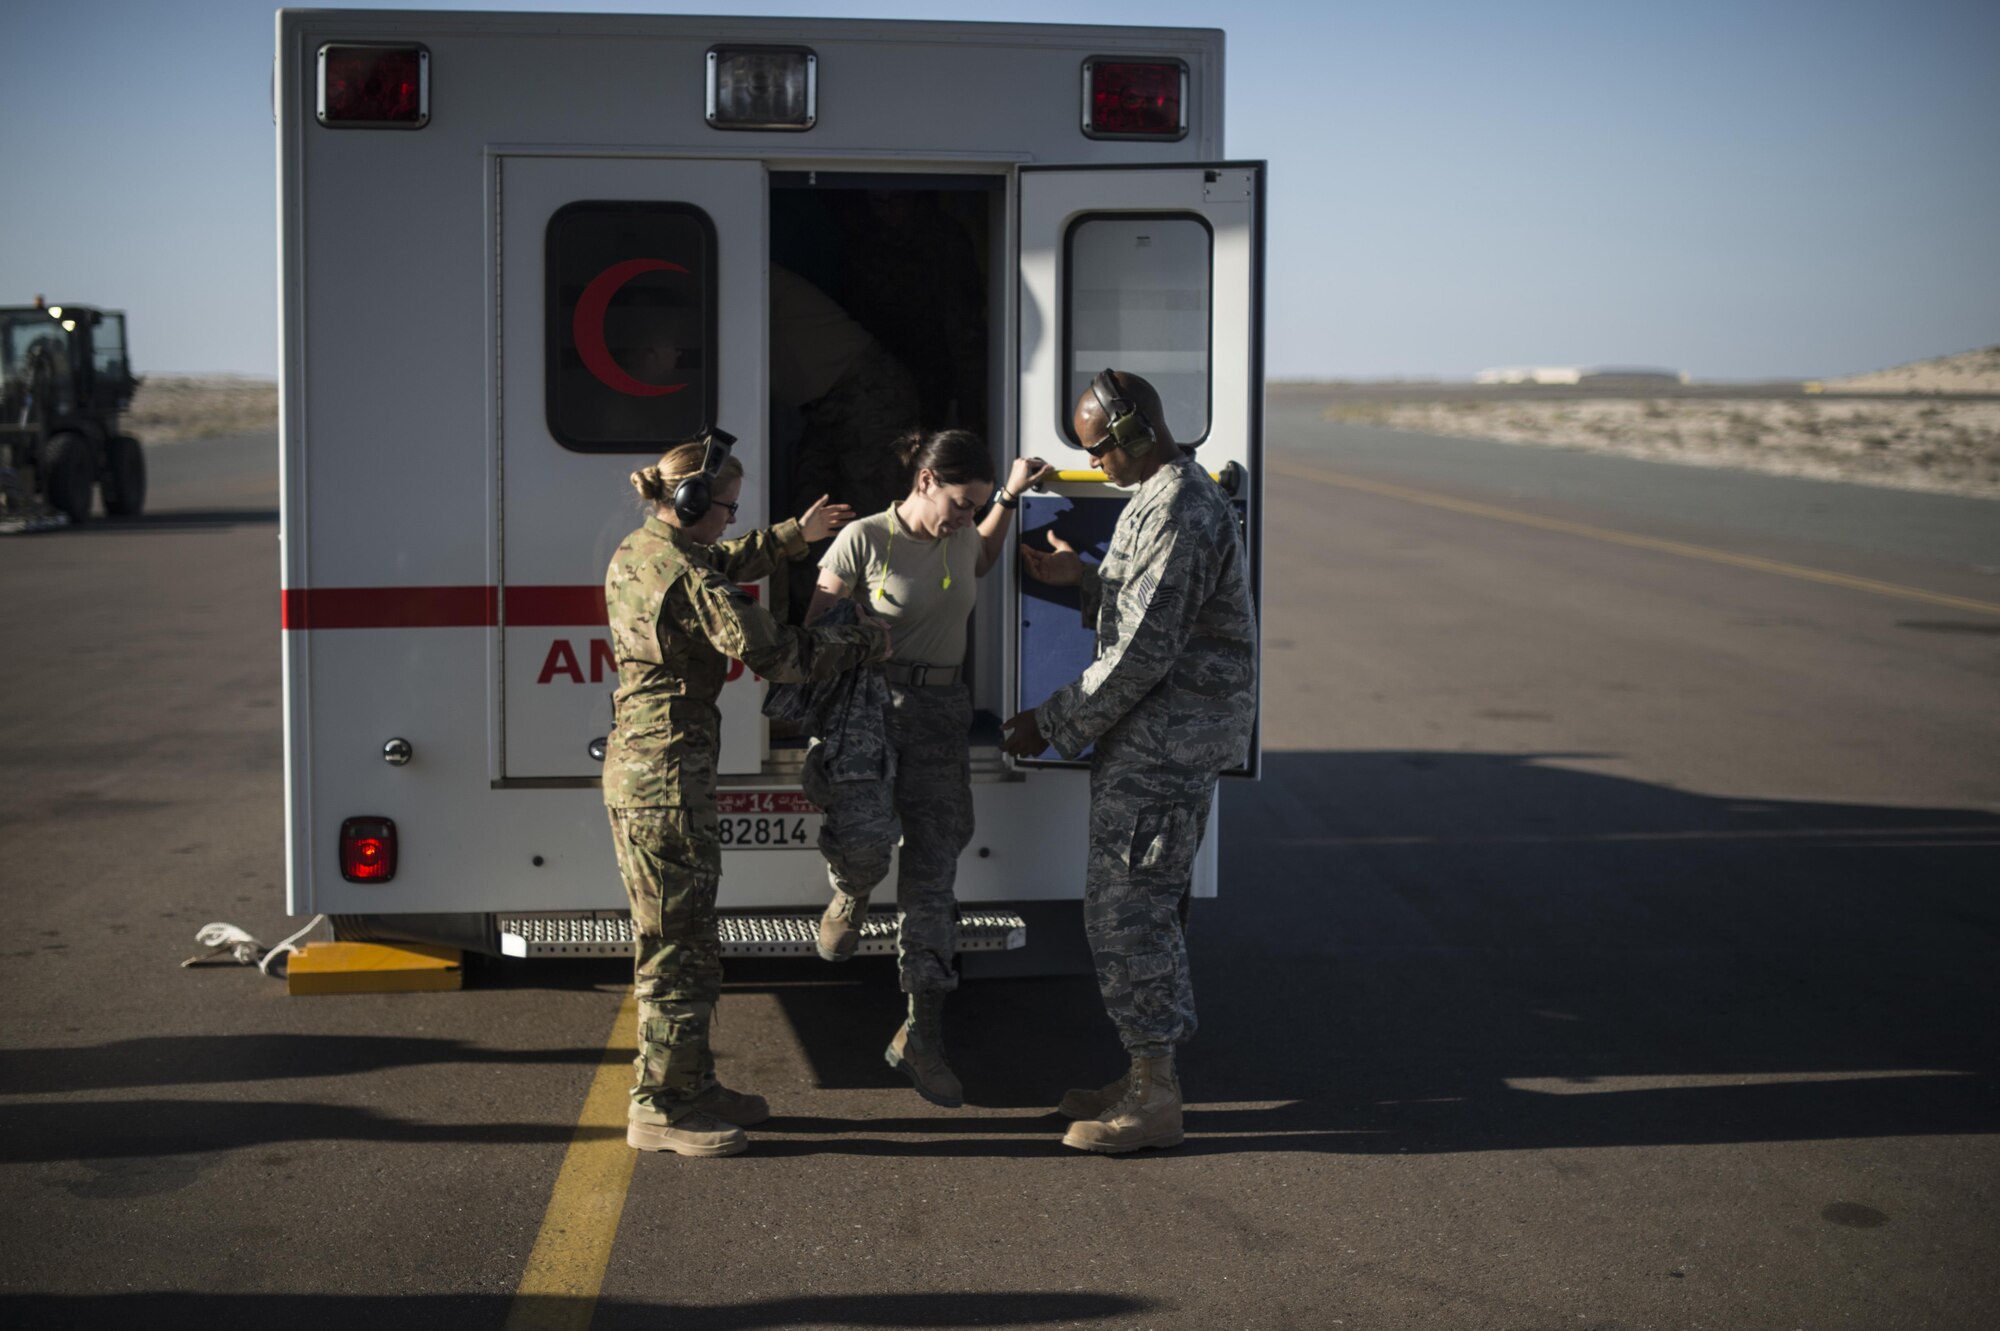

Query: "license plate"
left=716, top=791, right=820, bottom=849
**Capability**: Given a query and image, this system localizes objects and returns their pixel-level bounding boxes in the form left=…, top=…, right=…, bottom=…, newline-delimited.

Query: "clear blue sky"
left=2, top=0, right=1993, bottom=379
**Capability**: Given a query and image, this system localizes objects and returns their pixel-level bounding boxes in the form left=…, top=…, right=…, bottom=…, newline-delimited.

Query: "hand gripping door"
left=1014, top=163, right=1265, bottom=775
left=496, top=156, right=767, bottom=782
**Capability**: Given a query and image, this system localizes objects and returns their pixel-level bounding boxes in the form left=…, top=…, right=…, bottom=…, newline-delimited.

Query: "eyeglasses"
left=714, top=499, right=741, bottom=518
left=1081, top=435, right=1117, bottom=458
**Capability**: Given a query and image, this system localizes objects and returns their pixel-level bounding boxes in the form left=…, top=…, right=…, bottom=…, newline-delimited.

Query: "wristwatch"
left=995, top=489, right=1019, bottom=509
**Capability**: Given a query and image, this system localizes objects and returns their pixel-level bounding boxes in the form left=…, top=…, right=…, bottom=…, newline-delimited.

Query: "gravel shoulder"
left=1318, top=396, right=2000, bottom=499
left=125, top=375, right=277, bottom=444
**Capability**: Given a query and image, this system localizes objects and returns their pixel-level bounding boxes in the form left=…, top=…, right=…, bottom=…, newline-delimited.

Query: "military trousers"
left=1084, top=749, right=1217, bottom=1059
left=803, top=681, right=974, bottom=993
left=607, top=805, right=724, bottom=1122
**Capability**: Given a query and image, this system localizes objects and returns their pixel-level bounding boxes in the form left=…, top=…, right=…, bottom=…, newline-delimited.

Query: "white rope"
left=181, top=915, right=328, bottom=976
left=259, top=914, right=328, bottom=976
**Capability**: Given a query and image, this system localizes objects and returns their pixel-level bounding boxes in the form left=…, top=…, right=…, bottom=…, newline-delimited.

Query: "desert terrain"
left=124, top=374, right=278, bottom=444
left=1320, top=395, right=2000, bottom=497
left=1307, top=346, right=2000, bottom=499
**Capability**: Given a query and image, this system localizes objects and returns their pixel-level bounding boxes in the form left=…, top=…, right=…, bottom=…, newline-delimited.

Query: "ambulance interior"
left=761, top=171, right=1222, bottom=766
left=765, top=173, right=1008, bottom=745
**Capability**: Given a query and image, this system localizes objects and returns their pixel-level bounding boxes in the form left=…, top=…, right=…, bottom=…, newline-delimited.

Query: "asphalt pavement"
left=1, top=414, right=1995, bottom=1330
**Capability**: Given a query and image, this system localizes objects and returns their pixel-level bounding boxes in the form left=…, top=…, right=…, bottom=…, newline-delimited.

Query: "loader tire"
left=43, top=433, right=93, bottom=524
left=102, top=435, right=146, bottom=517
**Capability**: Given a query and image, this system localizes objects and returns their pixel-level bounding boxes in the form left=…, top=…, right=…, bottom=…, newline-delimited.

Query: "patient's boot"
left=884, top=990, right=964, bottom=1108
left=816, top=890, right=872, bottom=962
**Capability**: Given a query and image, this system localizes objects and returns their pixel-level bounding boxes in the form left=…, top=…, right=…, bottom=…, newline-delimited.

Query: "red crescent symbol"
left=573, top=258, right=691, bottom=397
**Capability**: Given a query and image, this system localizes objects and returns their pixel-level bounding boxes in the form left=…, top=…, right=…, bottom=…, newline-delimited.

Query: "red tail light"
left=1083, top=59, right=1187, bottom=140
left=340, top=817, right=398, bottom=882
left=318, top=44, right=430, bottom=128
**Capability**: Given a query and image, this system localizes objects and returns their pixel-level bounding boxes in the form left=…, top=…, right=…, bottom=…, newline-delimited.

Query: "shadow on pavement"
left=74, top=507, right=281, bottom=531
left=24, top=751, right=1986, bottom=1164
left=0, top=1098, right=617, bottom=1164
left=758, top=750, right=2000, bottom=1154
left=0, top=1290, right=1155, bottom=1331
left=0, top=1034, right=605, bottom=1095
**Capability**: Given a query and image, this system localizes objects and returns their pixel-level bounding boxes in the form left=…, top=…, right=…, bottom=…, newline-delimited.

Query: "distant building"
left=1577, top=366, right=1688, bottom=387
left=1474, top=366, right=1582, bottom=385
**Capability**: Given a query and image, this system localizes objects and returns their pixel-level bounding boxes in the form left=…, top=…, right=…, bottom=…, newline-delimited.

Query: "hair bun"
left=629, top=465, right=665, bottom=501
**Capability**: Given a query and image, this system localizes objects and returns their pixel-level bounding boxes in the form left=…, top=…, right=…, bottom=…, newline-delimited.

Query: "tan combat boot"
left=816, top=890, right=872, bottom=962
left=626, top=1108, right=748, bottom=1157
left=1061, top=1054, right=1183, bottom=1154
left=691, top=1078, right=770, bottom=1127
left=884, top=991, right=964, bottom=1108
left=1057, top=1069, right=1130, bottom=1120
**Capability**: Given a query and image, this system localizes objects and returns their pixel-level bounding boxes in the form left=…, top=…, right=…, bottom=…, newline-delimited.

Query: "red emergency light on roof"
left=1082, top=59, right=1187, bottom=140
left=340, top=816, right=398, bottom=882
left=319, top=44, right=430, bottom=128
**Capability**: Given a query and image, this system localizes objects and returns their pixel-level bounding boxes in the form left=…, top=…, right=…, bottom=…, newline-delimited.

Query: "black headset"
left=1088, top=368, right=1156, bottom=458
left=672, top=427, right=737, bottom=524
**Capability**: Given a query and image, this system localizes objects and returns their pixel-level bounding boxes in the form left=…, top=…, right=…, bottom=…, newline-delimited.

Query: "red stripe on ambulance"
left=281, top=584, right=753, bottom=629
left=506, top=585, right=609, bottom=626
left=280, top=585, right=497, bottom=629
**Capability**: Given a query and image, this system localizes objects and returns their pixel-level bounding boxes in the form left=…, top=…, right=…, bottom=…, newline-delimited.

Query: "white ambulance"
left=276, top=9, right=1263, bottom=965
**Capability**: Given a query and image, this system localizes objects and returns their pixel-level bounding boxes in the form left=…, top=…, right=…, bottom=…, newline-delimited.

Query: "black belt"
left=880, top=659, right=961, bottom=686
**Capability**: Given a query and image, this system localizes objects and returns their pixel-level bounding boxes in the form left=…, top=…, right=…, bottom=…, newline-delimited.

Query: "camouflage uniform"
left=604, top=514, right=884, bottom=1122
left=1036, top=456, right=1257, bottom=1058
left=801, top=681, right=975, bottom=993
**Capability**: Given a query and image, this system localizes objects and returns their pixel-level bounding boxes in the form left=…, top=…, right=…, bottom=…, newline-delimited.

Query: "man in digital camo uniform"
left=1004, top=370, right=1257, bottom=1153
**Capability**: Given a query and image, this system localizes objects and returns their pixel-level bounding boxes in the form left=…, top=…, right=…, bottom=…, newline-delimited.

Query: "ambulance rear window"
left=546, top=201, right=717, bottom=452
left=1062, top=213, right=1212, bottom=446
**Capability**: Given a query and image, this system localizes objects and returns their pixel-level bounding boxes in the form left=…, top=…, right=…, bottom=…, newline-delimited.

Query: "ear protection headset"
left=1088, top=368, right=1156, bottom=457
left=672, top=427, right=737, bottom=524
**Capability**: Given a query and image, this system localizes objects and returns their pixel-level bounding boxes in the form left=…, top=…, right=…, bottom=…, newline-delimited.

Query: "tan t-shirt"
left=821, top=508, right=980, bottom=667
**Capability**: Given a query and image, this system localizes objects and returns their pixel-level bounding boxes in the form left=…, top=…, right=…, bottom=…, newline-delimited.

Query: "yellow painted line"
left=505, top=989, right=637, bottom=1331
left=1270, top=455, right=2000, bottom=618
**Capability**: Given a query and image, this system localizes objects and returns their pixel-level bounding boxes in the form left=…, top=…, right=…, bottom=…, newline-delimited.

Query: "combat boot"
left=690, top=1077, right=770, bottom=1127
left=816, top=890, right=872, bottom=962
left=1056, top=1069, right=1130, bottom=1120
left=626, top=1108, right=748, bottom=1157
left=1061, top=1054, right=1183, bottom=1154
left=884, top=991, right=964, bottom=1108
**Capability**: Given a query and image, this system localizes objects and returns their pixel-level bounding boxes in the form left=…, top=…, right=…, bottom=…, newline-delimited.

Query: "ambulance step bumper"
left=496, top=910, right=1027, bottom=959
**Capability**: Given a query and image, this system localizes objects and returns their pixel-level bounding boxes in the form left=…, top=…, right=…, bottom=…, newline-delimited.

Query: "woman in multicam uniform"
left=604, top=435, right=890, bottom=1158
left=803, top=429, right=1052, bottom=1108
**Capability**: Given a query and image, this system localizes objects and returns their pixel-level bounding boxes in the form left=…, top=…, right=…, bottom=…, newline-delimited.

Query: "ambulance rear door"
left=495, top=155, right=768, bottom=785
left=1013, top=163, right=1265, bottom=775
